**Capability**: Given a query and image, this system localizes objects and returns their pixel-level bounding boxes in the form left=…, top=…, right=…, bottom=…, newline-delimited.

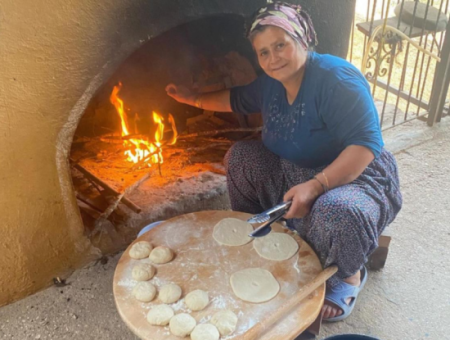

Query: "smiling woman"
left=167, top=1, right=403, bottom=323
left=251, top=26, right=308, bottom=104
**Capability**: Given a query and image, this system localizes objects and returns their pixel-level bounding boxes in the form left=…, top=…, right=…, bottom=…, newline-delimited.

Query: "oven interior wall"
left=76, top=15, right=258, bottom=139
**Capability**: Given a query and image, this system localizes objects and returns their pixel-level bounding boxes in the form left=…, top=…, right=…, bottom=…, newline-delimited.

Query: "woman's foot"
left=322, top=270, right=361, bottom=320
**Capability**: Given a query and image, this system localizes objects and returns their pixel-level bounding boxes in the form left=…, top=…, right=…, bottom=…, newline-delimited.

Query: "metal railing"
left=348, top=0, right=450, bottom=128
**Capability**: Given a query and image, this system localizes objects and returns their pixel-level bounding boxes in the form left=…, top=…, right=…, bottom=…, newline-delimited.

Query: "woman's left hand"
left=283, top=180, right=324, bottom=219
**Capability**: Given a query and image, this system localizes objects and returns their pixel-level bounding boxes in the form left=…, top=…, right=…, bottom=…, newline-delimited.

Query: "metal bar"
left=380, top=43, right=397, bottom=127
left=404, top=0, right=431, bottom=119
left=404, top=2, right=418, bottom=120
left=437, top=0, right=450, bottom=54
left=368, top=77, right=430, bottom=110
left=396, top=0, right=405, bottom=30
left=428, top=19, right=450, bottom=125
left=350, top=6, right=355, bottom=63
left=416, top=0, right=446, bottom=117
left=390, top=0, right=408, bottom=122
left=381, top=0, right=387, bottom=22
left=417, top=41, right=437, bottom=116
left=371, top=0, right=391, bottom=99
left=379, top=1, right=395, bottom=126
left=407, top=0, right=419, bottom=36
left=415, top=39, right=428, bottom=100
left=381, top=112, right=429, bottom=131
left=362, top=0, right=373, bottom=63
left=392, top=41, right=412, bottom=121
left=414, top=0, right=433, bottom=104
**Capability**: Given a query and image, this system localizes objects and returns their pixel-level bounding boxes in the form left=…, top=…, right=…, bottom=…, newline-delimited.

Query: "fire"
left=109, top=83, right=178, bottom=167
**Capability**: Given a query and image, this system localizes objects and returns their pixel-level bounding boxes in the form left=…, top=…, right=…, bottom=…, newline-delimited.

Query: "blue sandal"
left=324, top=266, right=368, bottom=322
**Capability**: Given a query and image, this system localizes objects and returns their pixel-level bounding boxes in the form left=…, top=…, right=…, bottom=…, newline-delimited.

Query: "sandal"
left=324, top=266, right=368, bottom=322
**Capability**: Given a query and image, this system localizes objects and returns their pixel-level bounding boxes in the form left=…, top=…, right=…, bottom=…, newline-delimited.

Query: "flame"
left=167, top=113, right=178, bottom=145
left=110, top=83, right=130, bottom=136
left=152, top=111, right=164, bottom=164
left=109, top=83, right=177, bottom=167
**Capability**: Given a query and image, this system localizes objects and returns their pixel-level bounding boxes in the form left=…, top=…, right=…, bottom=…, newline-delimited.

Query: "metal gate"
left=348, top=0, right=450, bottom=129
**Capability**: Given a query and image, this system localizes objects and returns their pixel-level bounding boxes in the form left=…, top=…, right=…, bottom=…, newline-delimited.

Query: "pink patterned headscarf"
left=248, top=2, right=318, bottom=50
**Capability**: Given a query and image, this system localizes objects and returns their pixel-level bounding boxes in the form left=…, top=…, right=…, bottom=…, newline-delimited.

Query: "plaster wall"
left=0, top=0, right=355, bottom=306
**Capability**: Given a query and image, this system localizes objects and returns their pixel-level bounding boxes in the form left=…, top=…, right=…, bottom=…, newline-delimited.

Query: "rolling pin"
left=243, top=265, right=338, bottom=340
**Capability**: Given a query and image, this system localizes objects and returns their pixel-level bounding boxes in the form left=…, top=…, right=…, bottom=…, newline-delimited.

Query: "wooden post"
left=368, top=228, right=392, bottom=270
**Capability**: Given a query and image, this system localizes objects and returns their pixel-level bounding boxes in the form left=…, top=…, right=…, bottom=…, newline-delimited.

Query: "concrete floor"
left=1, top=117, right=449, bottom=340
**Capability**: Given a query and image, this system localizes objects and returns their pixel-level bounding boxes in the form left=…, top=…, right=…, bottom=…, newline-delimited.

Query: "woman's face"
left=252, top=26, right=307, bottom=84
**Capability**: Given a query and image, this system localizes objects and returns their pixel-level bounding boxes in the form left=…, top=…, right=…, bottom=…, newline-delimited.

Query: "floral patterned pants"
left=224, top=141, right=403, bottom=286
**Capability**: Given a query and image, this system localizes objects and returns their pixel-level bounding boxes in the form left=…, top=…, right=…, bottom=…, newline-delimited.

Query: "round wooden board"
left=113, top=210, right=325, bottom=340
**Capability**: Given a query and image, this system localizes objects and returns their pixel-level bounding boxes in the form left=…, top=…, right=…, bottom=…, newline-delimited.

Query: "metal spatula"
left=247, top=201, right=292, bottom=224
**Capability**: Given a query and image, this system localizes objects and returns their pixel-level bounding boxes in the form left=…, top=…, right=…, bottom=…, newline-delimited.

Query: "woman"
left=166, top=2, right=402, bottom=322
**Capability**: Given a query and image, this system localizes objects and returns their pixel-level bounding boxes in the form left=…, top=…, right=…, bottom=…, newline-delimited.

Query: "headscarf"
left=248, top=2, right=318, bottom=50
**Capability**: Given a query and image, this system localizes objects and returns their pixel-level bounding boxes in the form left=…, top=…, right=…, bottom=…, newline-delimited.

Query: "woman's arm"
left=318, top=145, right=374, bottom=189
left=165, top=84, right=232, bottom=112
left=283, top=145, right=374, bottom=219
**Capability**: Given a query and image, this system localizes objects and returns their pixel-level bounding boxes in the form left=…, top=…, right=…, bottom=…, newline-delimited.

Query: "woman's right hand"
left=165, top=83, right=196, bottom=106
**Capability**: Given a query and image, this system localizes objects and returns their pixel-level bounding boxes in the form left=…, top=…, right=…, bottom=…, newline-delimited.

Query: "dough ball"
left=230, top=268, right=279, bottom=303
left=129, top=241, right=153, bottom=259
left=132, top=263, right=156, bottom=281
left=132, top=281, right=156, bottom=302
left=159, top=283, right=182, bottom=304
left=190, top=324, right=220, bottom=340
left=213, top=218, right=253, bottom=246
left=210, top=310, right=238, bottom=336
left=169, top=313, right=196, bottom=337
left=146, top=304, right=174, bottom=326
left=185, top=289, right=209, bottom=311
left=253, top=232, right=299, bottom=261
left=149, top=246, right=174, bottom=264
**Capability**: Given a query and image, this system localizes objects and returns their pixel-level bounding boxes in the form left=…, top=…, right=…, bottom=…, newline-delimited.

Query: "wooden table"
left=113, top=211, right=325, bottom=340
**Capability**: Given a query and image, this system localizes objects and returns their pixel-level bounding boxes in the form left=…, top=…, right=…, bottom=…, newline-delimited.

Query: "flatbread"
left=230, top=268, right=280, bottom=303
left=253, top=232, right=299, bottom=261
left=213, top=218, right=253, bottom=246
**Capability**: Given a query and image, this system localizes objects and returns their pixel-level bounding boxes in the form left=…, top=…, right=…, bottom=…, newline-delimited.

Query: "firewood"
left=91, top=172, right=151, bottom=235
left=70, top=159, right=142, bottom=213
left=177, top=127, right=262, bottom=139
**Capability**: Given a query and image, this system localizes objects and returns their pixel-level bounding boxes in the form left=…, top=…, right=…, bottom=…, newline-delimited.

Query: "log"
left=96, top=172, right=151, bottom=221
left=70, top=160, right=142, bottom=213
left=177, top=127, right=262, bottom=139
left=76, top=194, right=104, bottom=213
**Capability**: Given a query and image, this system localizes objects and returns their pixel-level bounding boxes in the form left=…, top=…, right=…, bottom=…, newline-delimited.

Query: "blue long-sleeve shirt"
left=230, top=52, right=383, bottom=168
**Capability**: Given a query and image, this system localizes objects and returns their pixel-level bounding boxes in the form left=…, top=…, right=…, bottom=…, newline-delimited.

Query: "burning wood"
left=109, top=82, right=178, bottom=168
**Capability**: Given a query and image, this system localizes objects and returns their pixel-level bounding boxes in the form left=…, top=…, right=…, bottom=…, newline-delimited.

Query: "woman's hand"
left=165, top=83, right=196, bottom=105
left=283, top=179, right=324, bottom=219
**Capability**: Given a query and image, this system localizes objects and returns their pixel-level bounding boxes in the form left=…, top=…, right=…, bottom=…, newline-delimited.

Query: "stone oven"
left=0, top=0, right=355, bottom=306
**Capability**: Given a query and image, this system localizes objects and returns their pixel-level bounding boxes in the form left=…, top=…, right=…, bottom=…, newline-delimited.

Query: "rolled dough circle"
left=146, top=304, right=174, bottom=326
left=230, top=268, right=280, bottom=303
left=253, top=232, right=299, bottom=261
left=213, top=218, right=253, bottom=246
left=210, top=310, right=238, bottom=336
left=185, top=289, right=209, bottom=311
left=129, top=241, right=153, bottom=259
left=169, top=313, right=196, bottom=337
left=132, top=263, right=156, bottom=281
left=190, top=323, right=220, bottom=340
left=149, top=246, right=174, bottom=264
left=159, top=283, right=182, bottom=304
left=132, top=281, right=156, bottom=302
